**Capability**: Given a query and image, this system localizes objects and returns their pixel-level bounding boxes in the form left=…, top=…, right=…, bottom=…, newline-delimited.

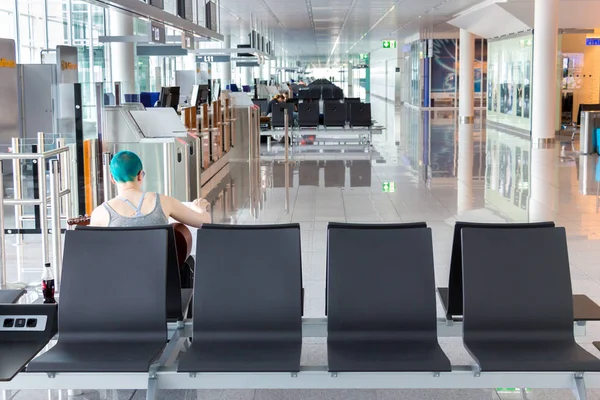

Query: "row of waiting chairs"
left=271, top=101, right=371, bottom=128
left=0, top=222, right=597, bottom=380
left=298, top=86, right=344, bottom=100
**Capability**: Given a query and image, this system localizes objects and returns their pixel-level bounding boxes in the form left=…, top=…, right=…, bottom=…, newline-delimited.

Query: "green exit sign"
left=359, top=53, right=368, bottom=60
left=382, top=182, right=396, bottom=193
left=382, top=40, right=397, bottom=49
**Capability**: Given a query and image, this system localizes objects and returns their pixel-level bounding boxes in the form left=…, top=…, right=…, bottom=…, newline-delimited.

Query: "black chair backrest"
left=323, top=100, right=346, bottom=127
left=349, top=103, right=372, bottom=127
left=77, top=225, right=185, bottom=321
left=192, top=224, right=302, bottom=341
left=299, top=89, right=310, bottom=100
left=327, top=223, right=435, bottom=338
left=326, top=222, right=427, bottom=316
left=446, top=221, right=555, bottom=318
left=344, top=98, right=360, bottom=122
left=309, top=87, right=322, bottom=100
left=298, top=102, right=319, bottom=127
left=322, top=86, right=334, bottom=100
left=272, top=103, right=294, bottom=127
left=332, top=87, right=344, bottom=100
left=462, top=227, right=574, bottom=342
left=59, top=229, right=168, bottom=343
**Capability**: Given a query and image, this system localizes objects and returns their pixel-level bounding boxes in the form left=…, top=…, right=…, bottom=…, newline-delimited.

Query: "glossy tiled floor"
left=5, top=104, right=600, bottom=399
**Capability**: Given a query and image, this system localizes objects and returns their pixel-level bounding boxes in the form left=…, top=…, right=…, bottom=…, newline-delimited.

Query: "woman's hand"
left=192, top=198, right=211, bottom=212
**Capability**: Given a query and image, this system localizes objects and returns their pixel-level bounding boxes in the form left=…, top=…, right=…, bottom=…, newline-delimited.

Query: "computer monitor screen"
left=242, top=85, right=251, bottom=93
left=158, top=86, right=180, bottom=110
left=190, top=85, right=210, bottom=108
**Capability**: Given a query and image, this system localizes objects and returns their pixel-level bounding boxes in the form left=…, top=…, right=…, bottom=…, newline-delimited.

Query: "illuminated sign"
left=0, top=58, right=16, bottom=68
left=382, top=182, right=396, bottom=193
left=586, top=37, right=600, bottom=46
left=359, top=54, right=368, bottom=60
left=196, top=55, right=231, bottom=63
left=182, top=32, right=195, bottom=50
left=382, top=40, right=397, bottom=49
left=60, top=61, right=77, bottom=71
left=150, top=21, right=166, bottom=44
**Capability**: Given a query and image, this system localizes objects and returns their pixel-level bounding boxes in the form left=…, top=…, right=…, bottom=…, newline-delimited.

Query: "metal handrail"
left=0, top=133, right=73, bottom=290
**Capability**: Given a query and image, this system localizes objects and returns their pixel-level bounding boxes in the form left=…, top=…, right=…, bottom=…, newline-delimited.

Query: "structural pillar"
left=222, top=34, right=232, bottom=87
left=529, top=145, right=558, bottom=221
left=457, top=123, right=474, bottom=216
left=531, top=0, right=559, bottom=143
left=109, top=11, right=136, bottom=96
left=347, top=61, right=354, bottom=97
left=459, top=29, right=474, bottom=124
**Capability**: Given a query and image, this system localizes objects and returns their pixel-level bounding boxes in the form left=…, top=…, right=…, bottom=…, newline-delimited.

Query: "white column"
left=109, top=11, right=135, bottom=95
left=347, top=62, right=354, bottom=97
left=529, top=146, right=558, bottom=221
left=531, top=0, right=559, bottom=142
left=459, top=29, right=474, bottom=123
left=222, top=34, right=232, bottom=86
left=457, top=123, right=474, bottom=216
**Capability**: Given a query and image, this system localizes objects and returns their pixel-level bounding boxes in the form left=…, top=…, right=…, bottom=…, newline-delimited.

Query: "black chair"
left=298, top=89, right=311, bottom=100
left=0, top=304, right=57, bottom=381
left=349, top=103, right=372, bottom=127
left=323, top=101, right=346, bottom=127
left=344, top=98, right=360, bottom=122
left=0, top=290, right=26, bottom=304
left=462, top=227, right=600, bottom=372
left=77, top=225, right=193, bottom=322
left=440, top=222, right=600, bottom=321
left=332, top=86, right=344, bottom=100
left=327, top=223, right=451, bottom=372
left=27, top=229, right=168, bottom=373
left=309, top=87, right=322, bottom=100
left=272, top=103, right=294, bottom=128
left=178, top=224, right=303, bottom=373
left=322, top=86, right=334, bottom=100
left=298, top=102, right=319, bottom=127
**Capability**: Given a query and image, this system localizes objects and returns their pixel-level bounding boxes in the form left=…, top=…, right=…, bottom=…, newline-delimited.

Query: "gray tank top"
left=103, top=192, right=169, bottom=227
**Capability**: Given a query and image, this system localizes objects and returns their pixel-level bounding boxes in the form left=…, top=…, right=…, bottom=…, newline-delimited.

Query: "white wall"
left=369, top=47, right=398, bottom=144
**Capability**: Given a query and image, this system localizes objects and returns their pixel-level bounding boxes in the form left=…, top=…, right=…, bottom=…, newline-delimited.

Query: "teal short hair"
left=110, top=151, right=143, bottom=183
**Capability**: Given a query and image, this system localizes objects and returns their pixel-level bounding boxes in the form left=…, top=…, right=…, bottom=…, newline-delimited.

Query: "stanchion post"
left=102, top=152, right=112, bottom=202
left=284, top=111, right=290, bottom=213
left=37, top=133, right=49, bottom=265
left=49, top=159, right=62, bottom=289
left=11, top=138, right=23, bottom=245
left=0, top=161, right=6, bottom=288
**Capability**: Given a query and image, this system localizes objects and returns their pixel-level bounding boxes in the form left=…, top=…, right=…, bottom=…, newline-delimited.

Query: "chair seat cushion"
left=328, top=340, right=451, bottom=372
left=27, top=341, right=165, bottom=373
left=178, top=340, right=301, bottom=372
left=465, top=340, right=600, bottom=372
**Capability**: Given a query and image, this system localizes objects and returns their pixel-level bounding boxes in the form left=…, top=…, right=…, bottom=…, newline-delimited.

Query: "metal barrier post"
left=284, top=111, right=290, bottom=213
left=102, top=152, right=112, bottom=202
left=0, top=161, right=6, bottom=288
left=37, top=132, right=49, bottom=265
left=49, top=159, right=62, bottom=289
left=11, top=138, right=23, bottom=245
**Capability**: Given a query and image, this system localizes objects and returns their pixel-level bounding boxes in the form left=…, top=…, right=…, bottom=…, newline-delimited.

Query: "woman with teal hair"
left=89, top=150, right=211, bottom=227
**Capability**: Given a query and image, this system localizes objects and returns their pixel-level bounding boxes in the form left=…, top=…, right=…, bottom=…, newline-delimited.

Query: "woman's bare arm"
left=162, top=195, right=211, bottom=227
left=89, top=206, right=110, bottom=227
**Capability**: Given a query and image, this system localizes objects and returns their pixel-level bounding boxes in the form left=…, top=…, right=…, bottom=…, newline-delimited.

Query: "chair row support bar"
left=2, top=369, right=599, bottom=392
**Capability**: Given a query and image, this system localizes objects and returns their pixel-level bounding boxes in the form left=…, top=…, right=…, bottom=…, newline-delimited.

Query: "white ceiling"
left=218, top=0, right=487, bottom=65
left=449, top=0, right=600, bottom=39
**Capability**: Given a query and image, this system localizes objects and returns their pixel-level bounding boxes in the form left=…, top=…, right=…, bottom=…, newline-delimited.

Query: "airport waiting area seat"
left=27, top=229, right=169, bottom=373
left=323, top=101, right=346, bottom=127
left=461, top=227, right=600, bottom=372
left=77, top=225, right=193, bottom=322
left=178, top=224, right=303, bottom=373
left=349, top=103, right=372, bottom=127
left=0, top=289, right=26, bottom=304
left=437, top=221, right=600, bottom=322
left=327, top=222, right=451, bottom=373
left=298, top=102, right=319, bottom=127
left=272, top=103, right=294, bottom=128
left=0, top=304, right=57, bottom=381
